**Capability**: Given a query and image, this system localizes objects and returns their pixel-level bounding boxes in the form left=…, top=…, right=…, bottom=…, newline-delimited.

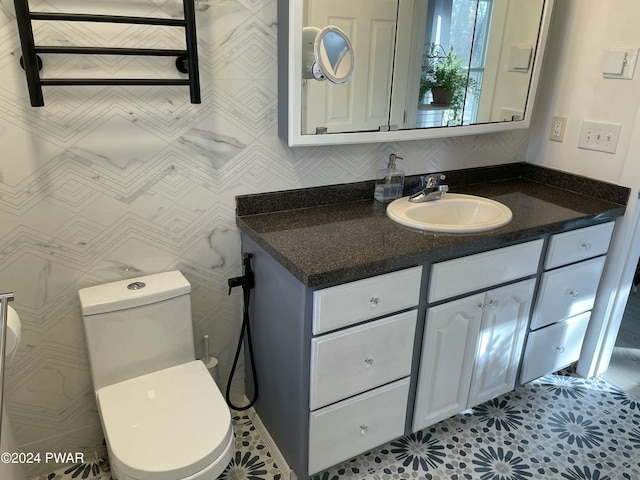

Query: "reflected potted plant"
left=420, top=43, right=476, bottom=124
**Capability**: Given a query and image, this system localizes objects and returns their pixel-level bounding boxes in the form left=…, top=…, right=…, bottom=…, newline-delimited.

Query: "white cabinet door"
left=312, top=266, right=422, bottom=334
left=531, top=256, right=605, bottom=330
left=428, top=239, right=543, bottom=303
left=310, top=310, right=416, bottom=410
left=412, top=293, right=484, bottom=432
left=520, top=311, right=591, bottom=384
left=545, top=222, right=614, bottom=269
left=468, top=279, right=536, bottom=407
left=303, top=0, right=398, bottom=134
left=309, top=378, right=409, bottom=475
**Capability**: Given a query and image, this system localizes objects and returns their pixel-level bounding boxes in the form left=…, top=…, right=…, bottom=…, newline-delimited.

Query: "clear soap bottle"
left=374, top=154, right=404, bottom=203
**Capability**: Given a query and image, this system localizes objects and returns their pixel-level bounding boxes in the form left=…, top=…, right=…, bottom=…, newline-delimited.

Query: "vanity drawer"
left=429, top=239, right=543, bottom=303
left=308, top=378, right=409, bottom=475
left=520, top=311, right=590, bottom=384
left=310, top=310, right=416, bottom=410
left=545, top=222, right=614, bottom=269
left=312, top=266, right=422, bottom=334
left=531, top=256, right=605, bottom=330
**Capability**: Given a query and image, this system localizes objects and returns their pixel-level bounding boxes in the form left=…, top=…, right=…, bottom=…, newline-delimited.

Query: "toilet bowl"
left=79, top=271, right=234, bottom=480
left=99, top=361, right=233, bottom=480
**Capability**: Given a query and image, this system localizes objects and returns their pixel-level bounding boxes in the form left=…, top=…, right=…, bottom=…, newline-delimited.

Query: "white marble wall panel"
left=0, top=0, right=528, bottom=476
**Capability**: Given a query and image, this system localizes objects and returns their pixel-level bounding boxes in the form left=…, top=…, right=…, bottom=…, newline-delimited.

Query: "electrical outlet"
left=578, top=121, right=622, bottom=154
left=549, top=115, right=567, bottom=142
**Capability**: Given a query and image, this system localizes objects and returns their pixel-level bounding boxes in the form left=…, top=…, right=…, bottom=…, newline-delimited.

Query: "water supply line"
left=0, top=292, right=15, bottom=438
left=226, top=253, right=258, bottom=411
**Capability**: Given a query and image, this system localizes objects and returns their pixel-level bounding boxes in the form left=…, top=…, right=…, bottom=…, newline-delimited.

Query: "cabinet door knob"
left=364, top=357, right=374, bottom=368
left=370, top=297, right=381, bottom=307
left=488, top=298, right=499, bottom=308
left=556, top=346, right=566, bottom=353
left=568, top=290, right=579, bottom=298
left=580, top=242, right=592, bottom=250
left=360, top=424, right=369, bottom=435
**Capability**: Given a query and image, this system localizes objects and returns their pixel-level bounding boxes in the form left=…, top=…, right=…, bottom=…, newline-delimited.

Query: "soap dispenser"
left=374, top=153, right=404, bottom=203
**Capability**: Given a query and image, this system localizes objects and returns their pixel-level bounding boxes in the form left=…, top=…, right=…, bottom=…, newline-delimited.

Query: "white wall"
left=528, top=0, right=640, bottom=181
left=0, top=0, right=529, bottom=475
left=483, top=0, right=545, bottom=122
left=527, top=0, right=640, bottom=377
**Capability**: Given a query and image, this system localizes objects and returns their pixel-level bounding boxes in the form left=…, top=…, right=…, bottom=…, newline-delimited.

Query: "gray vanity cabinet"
left=243, top=234, right=422, bottom=478
left=307, top=269, right=422, bottom=474
left=242, top=221, right=616, bottom=479
left=520, top=222, right=615, bottom=383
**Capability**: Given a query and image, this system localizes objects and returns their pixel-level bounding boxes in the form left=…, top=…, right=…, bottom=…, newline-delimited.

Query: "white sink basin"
left=386, top=193, right=512, bottom=233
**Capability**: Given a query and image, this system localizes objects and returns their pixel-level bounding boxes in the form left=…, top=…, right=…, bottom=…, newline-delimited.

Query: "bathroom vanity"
left=236, top=163, right=629, bottom=479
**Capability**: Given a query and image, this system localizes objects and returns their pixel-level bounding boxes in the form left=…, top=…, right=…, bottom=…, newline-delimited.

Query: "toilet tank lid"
left=79, top=271, right=191, bottom=316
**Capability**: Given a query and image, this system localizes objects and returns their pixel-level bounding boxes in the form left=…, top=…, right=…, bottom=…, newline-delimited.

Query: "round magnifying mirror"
left=302, top=26, right=354, bottom=84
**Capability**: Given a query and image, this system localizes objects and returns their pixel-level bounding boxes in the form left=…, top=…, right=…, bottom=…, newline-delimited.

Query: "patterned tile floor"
left=40, top=369, right=640, bottom=480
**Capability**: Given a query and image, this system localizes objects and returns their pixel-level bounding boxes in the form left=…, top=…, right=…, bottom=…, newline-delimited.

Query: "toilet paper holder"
left=0, top=292, right=15, bottom=437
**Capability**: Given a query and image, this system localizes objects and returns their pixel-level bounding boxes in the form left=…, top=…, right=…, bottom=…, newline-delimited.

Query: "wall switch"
left=578, top=121, right=622, bottom=154
left=602, top=48, right=639, bottom=79
left=508, top=45, right=533, bottom=72
left=549, top=115, right=567, bottom=142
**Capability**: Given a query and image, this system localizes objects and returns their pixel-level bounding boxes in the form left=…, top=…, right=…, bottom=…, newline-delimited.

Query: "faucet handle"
left=425, top=173, right=446, bottom=187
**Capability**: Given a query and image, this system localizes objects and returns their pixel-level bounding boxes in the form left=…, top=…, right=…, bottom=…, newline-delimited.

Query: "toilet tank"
left=79, top=271, right=196, bottom=391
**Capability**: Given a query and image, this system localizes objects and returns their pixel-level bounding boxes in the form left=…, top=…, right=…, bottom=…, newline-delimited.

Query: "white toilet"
left=78, top=271, right=234, bottom=480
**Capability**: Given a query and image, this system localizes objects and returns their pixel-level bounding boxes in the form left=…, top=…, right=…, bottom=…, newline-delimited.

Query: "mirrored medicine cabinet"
left=278, top=0, right=555, bottom=146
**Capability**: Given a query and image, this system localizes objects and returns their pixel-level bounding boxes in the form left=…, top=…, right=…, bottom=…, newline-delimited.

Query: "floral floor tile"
left=313, top=370, right=640, bottom=480
left=39, top=370, right=640, bottom=480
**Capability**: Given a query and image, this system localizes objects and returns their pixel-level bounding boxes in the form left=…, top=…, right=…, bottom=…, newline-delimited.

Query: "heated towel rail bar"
left=0, top=292, right=15, bottom=437
left=13, top=0, right=201, bottom=106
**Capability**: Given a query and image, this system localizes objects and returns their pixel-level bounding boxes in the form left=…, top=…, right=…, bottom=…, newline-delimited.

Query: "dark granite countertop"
left=236, top=163, right=630, bottom=287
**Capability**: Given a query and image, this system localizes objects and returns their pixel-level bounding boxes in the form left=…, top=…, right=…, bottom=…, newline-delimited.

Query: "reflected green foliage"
left=420, top=43, right=477, bottom=125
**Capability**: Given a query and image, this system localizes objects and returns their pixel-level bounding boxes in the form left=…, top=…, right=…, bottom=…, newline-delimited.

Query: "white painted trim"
left=577, top=198, right=640, bottom=378
left=245, top=404, right=293, bottom=480
left=577, top=107, right=640, bottom=378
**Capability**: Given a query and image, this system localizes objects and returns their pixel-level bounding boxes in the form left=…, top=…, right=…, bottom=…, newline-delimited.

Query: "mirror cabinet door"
left=280, top=0, right=553, bottom=146
left=302, top=0, right=398, bottom=134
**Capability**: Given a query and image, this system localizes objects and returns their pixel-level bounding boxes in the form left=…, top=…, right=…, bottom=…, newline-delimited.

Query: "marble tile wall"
left=0, top=0, right=529, bottom=476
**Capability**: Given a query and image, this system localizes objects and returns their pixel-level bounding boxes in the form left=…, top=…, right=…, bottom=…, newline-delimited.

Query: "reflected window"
left=418, top=0, right=493, bottom=127
left=464, top=0, right=493, bottom=124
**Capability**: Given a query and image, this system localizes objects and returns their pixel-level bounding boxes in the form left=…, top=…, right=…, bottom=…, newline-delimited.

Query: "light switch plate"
left=508, top=46, right=533, bottom=72
left=578, top=121, right=622, bottom=154
left=602, top=48, right=639, bottom=79
left=602, top=50, right=627, bottom=75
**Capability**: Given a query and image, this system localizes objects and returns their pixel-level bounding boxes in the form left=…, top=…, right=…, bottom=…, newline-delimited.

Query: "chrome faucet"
left=408, top=174, right=448, bottom=203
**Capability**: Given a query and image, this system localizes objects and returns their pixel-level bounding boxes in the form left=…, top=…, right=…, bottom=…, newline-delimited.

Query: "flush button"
left=127, top=281, right=146, bottom=290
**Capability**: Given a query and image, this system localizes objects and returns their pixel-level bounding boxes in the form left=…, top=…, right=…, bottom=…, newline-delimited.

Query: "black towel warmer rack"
left=13, top=0, right=201, bottom=107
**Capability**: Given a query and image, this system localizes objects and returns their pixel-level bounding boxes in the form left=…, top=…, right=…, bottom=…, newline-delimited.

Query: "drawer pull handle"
left=370, top=297, right=381, bottom=307
left=568, top=290, right=579, bottom=298
left=360, top=425, right=369, bottom=435
left=556, top=346, right=566, bottom=353
left=364, top=357, right=374, bottom=368
left=580, top=242, right=592, bottom=250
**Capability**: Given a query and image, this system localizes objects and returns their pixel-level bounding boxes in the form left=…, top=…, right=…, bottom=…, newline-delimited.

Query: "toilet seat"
left=96, top=360, right=233, bottom=480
